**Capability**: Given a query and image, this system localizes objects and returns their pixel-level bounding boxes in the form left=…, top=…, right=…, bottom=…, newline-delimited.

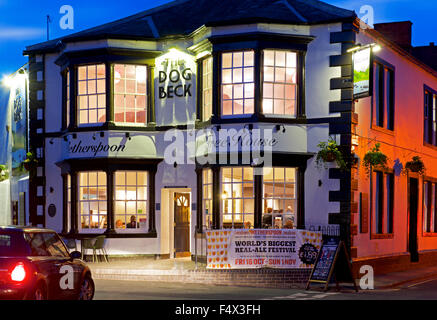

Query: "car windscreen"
left=0, top=232, right=29, bottom=257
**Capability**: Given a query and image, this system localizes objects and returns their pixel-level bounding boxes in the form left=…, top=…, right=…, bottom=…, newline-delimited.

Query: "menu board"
left=310, top=238, right=340, bottom=282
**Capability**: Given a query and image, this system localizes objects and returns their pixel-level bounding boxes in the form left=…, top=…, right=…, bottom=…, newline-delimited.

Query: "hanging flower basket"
left=362, top=143, right=388, bottom=176
left=21, top=152, right=38, bottom=172
left=316, top=138, right=347, bottom=171
left=0, top=165, right=8, bottom=182
left=404, top=156, right=426, bottom=175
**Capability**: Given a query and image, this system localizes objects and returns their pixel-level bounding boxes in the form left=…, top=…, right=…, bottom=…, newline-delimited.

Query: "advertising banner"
left=8, top=74, right=27, bottom=175
left=353, top=47, right=372, bottom=99
left=206, top=229, right=322, bottom=269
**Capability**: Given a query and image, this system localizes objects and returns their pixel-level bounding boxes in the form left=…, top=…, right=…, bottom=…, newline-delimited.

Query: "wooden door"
left=174, top=193, right=190, bottom=254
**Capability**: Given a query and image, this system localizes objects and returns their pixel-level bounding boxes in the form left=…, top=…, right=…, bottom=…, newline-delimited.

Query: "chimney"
left=374, top=21, right=413, bottom=51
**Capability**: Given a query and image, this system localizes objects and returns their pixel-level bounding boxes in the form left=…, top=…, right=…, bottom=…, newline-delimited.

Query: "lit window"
left=114, top=171, right=148, bottom=231
left=114, top=64, right=147, bottom=124
left=221, top=51, right=254, bottom=116
left=77, top=64, right=106, bottom=125
left=262, top=168, right=296, bottom=229
left=202, top=57, right=213, bottom=121
left=202, top=169, right=213, bottom=229
left=66, top=70, right=70, bottom=127
left=221, top=167, right=254, bottom=229
left=262, top=50, right=297, bottom=116
left=79, top=172, right=107, bottom=230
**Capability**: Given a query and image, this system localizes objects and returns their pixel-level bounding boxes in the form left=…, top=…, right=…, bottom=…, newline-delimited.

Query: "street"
left=93, top=277, right=437, bottom=300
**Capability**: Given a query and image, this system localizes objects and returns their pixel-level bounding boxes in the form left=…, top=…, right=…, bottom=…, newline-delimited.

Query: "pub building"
left=22, top=0, right=437, bottom=274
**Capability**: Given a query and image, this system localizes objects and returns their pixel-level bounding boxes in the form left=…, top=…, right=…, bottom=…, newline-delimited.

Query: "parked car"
left=0, top=226, right=95, bottom=300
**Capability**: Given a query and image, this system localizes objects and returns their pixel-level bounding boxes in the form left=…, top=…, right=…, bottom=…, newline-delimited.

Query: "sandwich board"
left=306, top=237, right=358, bottom=292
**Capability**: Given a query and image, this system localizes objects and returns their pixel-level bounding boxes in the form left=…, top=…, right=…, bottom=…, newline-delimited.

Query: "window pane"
left=221, top=51, right=255, bottom=116
left=77, top=64, right=106, bottom=125
left=113, top=64, right=147, bottom=125
left=262, top=50, right=297, bottom=117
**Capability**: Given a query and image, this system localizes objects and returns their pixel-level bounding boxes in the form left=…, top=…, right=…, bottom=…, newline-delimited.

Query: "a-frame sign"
left=306, top=237, right=358, bottom=292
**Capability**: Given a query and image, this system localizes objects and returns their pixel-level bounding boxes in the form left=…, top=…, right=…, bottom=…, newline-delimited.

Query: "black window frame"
left=195, top=32, right=313, bottom=126
left=59, top=158, right=161, bottom=239
left=372, top=57, right=395, bottom=131
left=371, top=170, right=395, bottom=238
left=424, top=85, right=437, bottom=147
left=58, top=48, right=160, bottom=132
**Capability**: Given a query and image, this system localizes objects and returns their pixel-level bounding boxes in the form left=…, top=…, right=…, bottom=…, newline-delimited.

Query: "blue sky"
left=0, top=0, right=435, bottom=77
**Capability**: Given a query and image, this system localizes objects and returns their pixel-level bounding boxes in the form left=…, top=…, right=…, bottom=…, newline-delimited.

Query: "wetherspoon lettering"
left=69, top=140, right=126, bottom=157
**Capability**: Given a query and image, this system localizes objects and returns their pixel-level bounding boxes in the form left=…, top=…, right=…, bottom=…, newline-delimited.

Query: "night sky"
left=0, top=0, right=435, bottom=77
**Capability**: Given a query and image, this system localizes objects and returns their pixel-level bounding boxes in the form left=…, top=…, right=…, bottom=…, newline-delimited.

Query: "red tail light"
left=10, top=263, right=26, bottom=282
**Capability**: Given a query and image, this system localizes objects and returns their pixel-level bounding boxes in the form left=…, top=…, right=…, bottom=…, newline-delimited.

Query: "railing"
left=305, top=224, right=340, bottom=237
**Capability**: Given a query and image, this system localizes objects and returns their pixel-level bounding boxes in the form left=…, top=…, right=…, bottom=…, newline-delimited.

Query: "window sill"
left=61, top=232, right=157, bottom=239
left=370, top=125, right=395, bottom=136
left=423, top=232, right=437, bottom=237
left=371, top=233, right=394, bottom=240
left=423, top=143, right=437, bottom=152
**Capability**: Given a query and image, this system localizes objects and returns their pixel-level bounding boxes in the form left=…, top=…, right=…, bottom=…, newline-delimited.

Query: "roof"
left=25, top=0, right=356, bottom=54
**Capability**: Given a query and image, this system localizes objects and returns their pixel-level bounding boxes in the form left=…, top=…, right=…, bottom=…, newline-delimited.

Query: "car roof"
left=0, top=226, right=56, bottom=233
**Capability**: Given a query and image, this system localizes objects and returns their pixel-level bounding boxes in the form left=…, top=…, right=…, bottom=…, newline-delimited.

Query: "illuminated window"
left=221, top=51, right=255, bottom=116
left=79, top=172, right=107, bottom=230
left=202, top=57, right=213, bottom=121
left=202, top=169, right=213, bottom=229
left=114, top=64, right=147, bottom=124
left=262, top=168, right=296, bottom=229
left=67, top=175, right=71, bottom=232
left=262, top=50, right=297, bottom=116
left=77, top=64, right=106, bottom=125
left=66, top=70, right=70, bottom=127
left=114, top=171, right=148, bottom=231
left=221, top=167, right=254, bottom=229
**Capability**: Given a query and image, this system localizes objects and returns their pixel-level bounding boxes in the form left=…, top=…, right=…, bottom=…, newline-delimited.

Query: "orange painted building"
left=351, top=21, right=437, bottom=274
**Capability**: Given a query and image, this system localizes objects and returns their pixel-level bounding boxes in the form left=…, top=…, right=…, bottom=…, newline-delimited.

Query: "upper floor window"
left=373, top=61, right=394, bottom=131
left=202, top=57, right=213, bottom=121
left=66, top=70, right=70, bottom=127
left=221, top=51, right=255, bottom=116
left=77, top=64, right=106, bottom=125
left=424, top=87, right=437, bottom=146
left=114, top=64, right=147, bottom=124
left=262, top=50, right=297, bottom=116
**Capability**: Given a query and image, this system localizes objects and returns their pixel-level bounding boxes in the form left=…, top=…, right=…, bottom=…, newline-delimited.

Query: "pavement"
left=86, top=256, right=437, bottom=290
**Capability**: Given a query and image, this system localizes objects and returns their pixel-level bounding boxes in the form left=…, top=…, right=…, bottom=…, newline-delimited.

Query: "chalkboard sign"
left=310, top=237, right=339, bottom=282
left=306, top=238, right=358, bottom=292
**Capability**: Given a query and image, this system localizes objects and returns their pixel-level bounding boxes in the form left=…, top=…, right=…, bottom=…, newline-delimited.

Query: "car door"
left=42, top=232, right=79, bottom=300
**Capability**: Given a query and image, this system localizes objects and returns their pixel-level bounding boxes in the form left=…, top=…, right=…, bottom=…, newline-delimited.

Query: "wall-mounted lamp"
left=347, top=43, right=381, bottom=54
left=125, top=132, right=131, bottom=140
left=49, top=138, right=54, bottom=145
left=100, top=132, right=105, bottom=138
left=275, top=124, right=286, bottom=133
